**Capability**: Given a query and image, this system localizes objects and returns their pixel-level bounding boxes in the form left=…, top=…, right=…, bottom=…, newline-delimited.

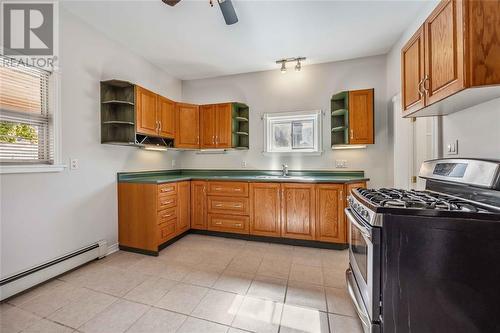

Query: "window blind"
left=0, top=55, right=53, bottom=164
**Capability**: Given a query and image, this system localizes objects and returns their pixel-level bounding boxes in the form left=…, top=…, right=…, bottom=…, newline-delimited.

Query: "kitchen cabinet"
left=316, top=184, right=345, bottom=243
left=157, top=95, right=176, bottom=138
left=175, top=103, right=200, bottom=148
left=401, top=0, right=500, bottom=117
left=135, top=86, right=158, bottom=136
left=177, top=181, right=191, bottom=234
left=191, top=181, right=207, bottom=230
left=249, top=183, right=281, bottom=237
left=200, top=103, right=233, bottom=149
left=281, top=183, right=316, bottom=240
left=348, top=89, right=374, bottom=144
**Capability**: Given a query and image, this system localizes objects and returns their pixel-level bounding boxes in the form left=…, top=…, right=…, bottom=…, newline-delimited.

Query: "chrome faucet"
left=282, top=164, right=289, bottom=177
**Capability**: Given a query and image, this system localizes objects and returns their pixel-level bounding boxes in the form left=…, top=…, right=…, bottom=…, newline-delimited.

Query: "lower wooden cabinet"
left=191, top=181, right=207, bottom=230
left=177, top=181, right=191, bottom=234
left=249, top=183, right=281, bottom=237
left=281, top=183, right=316, bottom=240
left=316, top=184, right=345, bottom=243
left=208, top=214, right=249, bottom=234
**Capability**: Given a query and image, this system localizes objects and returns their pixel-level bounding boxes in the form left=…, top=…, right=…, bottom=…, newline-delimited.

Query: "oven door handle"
left=346, top=267, right=371, bottom=331
left=345, top=208, right=372, bottom=241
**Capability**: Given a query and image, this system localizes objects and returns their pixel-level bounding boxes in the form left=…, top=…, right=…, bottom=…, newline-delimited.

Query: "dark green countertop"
left=117, top=169, right=369, bottom=184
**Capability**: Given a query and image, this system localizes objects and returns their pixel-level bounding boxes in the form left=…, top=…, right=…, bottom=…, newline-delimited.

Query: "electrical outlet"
left=335, top=160, right=348, bottom=168
left=447, top=140, right=459, bottom=155
left=241, top=161, right=247, bottom=168
left=70, top=158, right=79, bottom=170
left=172, top=159, right=176, bottom=168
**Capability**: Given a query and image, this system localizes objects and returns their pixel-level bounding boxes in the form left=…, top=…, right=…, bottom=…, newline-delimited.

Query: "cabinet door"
left=249, top=183, right=281, bottom=237
left=344, top=182, right=367, bottom=241
left=348, top=89, right=374, bottom=144
left=401, top=27, right=426, bottom=114
left=177, top=181, right=191, bottom=235
left=175, top=103, right=200, bottom=148
left=316, top=184, right=345, bottom=243
left=191, top=181, right=207, bottom=230
left=424, top=0, right=465, bottom=105
left=216, top=103, right=232, bottom=148
left=200, top=105, right=217, bottom=148
left=136, top=86, right=158, bottom=136
left=281, top=183, right=316, bottom=240
left=157, top=96, right=175, bottom=138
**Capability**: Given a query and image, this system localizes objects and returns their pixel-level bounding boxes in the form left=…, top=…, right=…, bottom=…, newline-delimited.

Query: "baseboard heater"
left=0, top=240, right=107, bottom=301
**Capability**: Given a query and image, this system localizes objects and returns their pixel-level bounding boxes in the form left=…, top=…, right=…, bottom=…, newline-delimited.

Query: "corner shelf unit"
left=231, top=103, right=250, bottom=149
left=331, top=92, right=349, bottom=145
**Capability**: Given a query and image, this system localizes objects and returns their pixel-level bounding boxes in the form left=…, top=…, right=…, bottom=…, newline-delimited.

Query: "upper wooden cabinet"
left=281, top=183, right=316, bottom=240
left=331, top=89, right=374, bottom=146
left=175, top=103, right=200, bottom=149
left=249, top=183, right=281, bottom=237
left=157, top=96, right=176, bottom=138
left=136, top=86, right=158, bottom=136
left=200, top=105, right=217, bottom=148
left=401, top=0, right=500, bottom=117
left=200, top=103, right=239, bottom=149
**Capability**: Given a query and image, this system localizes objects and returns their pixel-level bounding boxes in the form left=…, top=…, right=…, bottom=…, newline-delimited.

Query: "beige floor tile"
left=182, top=268, right=221, bottom=287
left=48, top=288, right=117, bottom=328
left=78, top=299, right=148, bottom=333
left=328, top=313, right=363, bottom=333
left=322, top=268, right=346, bottom=289
left=191, top=289, right=244, bottom=325
left=257, top=259, right=291, bottom=280
left=228, top=328, right=251, bottom=333
left=247, top=276, right=287, bottom=303
left=286, top=282, right=327, bottom=312
left=159, top=261, right=193, bottom=281
left=155, top=283, right=208, bottom=315
left=128, top=256, right=168, bottom=276
left=325, top=288, right=356, bottom=317
left=289, top=264, right=323, bottom=285
left=126, top=307, right=186, bottom=333
left=172, top=249, right=207, bottom=266
left=124, top=276, right=177, bottom=305
left=227, top=255, right=263, bottom=274
left=279, top=304, right=330, bottom=333
left=21, top=319, right=74, bottom=333
left=99, top=251, right=144, bottom=270
left=321, top=250, right=349, bottom=268
left=0, top=303, right=41, bottom=333
left=17, top=282, right=88, bottom=317
left=7, top=279, right=65, bottom=307
left=292, top=253, right=322, bottom=267
left=177, top=317, right=229, bottom=333
left=232, top=296, right=283, bottom=333
left=213, top=270, right=253, bottom=295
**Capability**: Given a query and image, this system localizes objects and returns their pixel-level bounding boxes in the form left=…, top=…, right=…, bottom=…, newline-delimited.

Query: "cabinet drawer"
left=208, top=196, right=249, bottom=215
left=207, top=214, right=249, bottom=234
left=157, top=207, right=177, bottom=225
left=157, top=194, right=177, bottom=210
left=158, top=183, right=177, bottom=196
left=208, top=182, right=249, bottom=197
left=158, top=222, right=176, bottom=245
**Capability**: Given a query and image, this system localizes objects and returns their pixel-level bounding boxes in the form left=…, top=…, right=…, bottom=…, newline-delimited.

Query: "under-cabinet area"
left=117, top=173, right=367, bottom=255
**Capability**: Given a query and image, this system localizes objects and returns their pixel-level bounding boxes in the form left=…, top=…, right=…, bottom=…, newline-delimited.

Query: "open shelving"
left=331, top=91, right=349, bottom=145
left=231, top=103, right=250, bottom=149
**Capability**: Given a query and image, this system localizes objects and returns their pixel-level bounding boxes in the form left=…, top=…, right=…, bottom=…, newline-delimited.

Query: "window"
left=264, top=110, right=322, bottom=153
left=0, top=55, right=57, bottom=169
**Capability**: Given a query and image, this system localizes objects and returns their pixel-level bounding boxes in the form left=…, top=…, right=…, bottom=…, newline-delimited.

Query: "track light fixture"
left=276, top=57, right=306, bottom=73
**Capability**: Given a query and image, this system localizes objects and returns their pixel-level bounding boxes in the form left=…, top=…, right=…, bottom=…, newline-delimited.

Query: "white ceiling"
left=62, top=0, right=430, bottom=80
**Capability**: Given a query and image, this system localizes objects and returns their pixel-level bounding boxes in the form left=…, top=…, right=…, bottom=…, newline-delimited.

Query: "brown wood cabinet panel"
left=216, top=103, right=232, bottom=148
left=175, top=103, right=200, bottom=148
left=348, top=89, right=374, bottom=144
left=157, top=96, right=175, bottom=138
left=157, top=194, right=177, bottom=210
left=281, top=183, right=316, bottom=240
left=208, top=196, right=249, bottom=216
left=191, top=181, right=207, bottom=230
left=157, top=207, right=177, bottom=225
left=118, top=183, right=158, bottom=252
left=158, top=183, right=177, bottom=196
left=467, top=0, right=500, bottom=87
left=135, top=86, right=158, bottom=136
left=424, top=0, right=465, bottom=105
left=249, top=183, right=281, bottom=237
left=208, top=214, right=249, bottom=234
left=401, top=27, right=426, bottom=114
left=200, top=104, right=217, bottom=148
left=158, top=222, right=176, bottom=245
left=316, top=184, right=345, bottom=243
left=207, top=181, right=249, bottom=197
left=177, top=181, right=191, bottom=234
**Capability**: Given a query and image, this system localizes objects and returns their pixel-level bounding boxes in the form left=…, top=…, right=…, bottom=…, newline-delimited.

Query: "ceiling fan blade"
left=218, top=0, right=238, bottom=25
left=162, top=0, right=181, bottom=6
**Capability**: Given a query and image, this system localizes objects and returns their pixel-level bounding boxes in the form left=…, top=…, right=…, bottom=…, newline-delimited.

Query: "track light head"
left=280, top=61, right=287, bottom=73
left=295, top=59, right=301, bottom=72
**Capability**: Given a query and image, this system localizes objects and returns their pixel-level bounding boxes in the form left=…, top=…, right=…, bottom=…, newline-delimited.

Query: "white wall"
left=0, top=9, right=181, bottom=278
left=181, top=55, right=391, bottom=188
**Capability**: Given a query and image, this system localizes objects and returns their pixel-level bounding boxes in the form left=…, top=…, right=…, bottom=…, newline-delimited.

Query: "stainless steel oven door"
left=346, top=208, right=381, bottom=324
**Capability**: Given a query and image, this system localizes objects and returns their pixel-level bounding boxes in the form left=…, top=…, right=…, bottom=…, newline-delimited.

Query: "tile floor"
left=1, top=234, right=363, bottom=333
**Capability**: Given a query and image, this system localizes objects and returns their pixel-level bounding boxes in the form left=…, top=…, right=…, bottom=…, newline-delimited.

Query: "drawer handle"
left=234, top=223, right=242, bottom=227
left=233, top=204, right=242, bottom=208
left=215, top=204, right=223, bottom=207
left=215, top=222, right=223, bottom=225
left=161, top=188, right=173, bottom=192
left=162, top=213, right=173, bottom=218
left=214, top=187, right=222, bottom=190
left=234, top=188, right=242, bottom=192
left=161, top=200, right=173, bottom=205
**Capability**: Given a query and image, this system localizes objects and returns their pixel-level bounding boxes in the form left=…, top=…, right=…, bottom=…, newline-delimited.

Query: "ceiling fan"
left=162, top=0, right=238, bottom=25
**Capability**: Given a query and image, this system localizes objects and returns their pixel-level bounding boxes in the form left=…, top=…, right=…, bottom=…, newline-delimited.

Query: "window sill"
left=262, top=151, right=323, bottom=156
left=0, top=164, right=67, bottom=174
